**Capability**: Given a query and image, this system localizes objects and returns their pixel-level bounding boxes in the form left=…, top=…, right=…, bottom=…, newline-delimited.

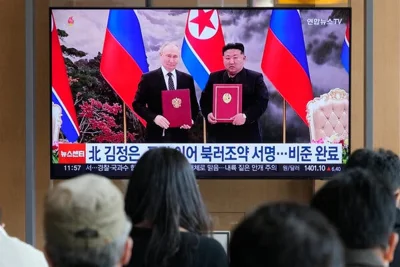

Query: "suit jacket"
left=390, top=209, right=400, bottom=267
left=132, top=68, right=199, bottom=143
left=200, top=68, right=269, bottom=143
left=345, top=249, right=385, bottom=267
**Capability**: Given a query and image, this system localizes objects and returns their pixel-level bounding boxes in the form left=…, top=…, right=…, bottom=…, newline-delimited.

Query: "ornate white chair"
left=52, top=102, right=63, bottom=144
left=306, top=88, right=349, bottom=142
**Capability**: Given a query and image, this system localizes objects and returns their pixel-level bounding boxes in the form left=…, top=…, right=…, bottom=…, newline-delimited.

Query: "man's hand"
left=207, top=113, right=217, bottom=124
left=231, top=113, right=246, bottom=126
left=180, top=120, right=194, bottom=130
left=154, top=115, right=170, bottom=129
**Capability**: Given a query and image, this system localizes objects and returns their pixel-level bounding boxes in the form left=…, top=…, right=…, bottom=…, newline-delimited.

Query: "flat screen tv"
left=50, top=7, right=351, bottom=179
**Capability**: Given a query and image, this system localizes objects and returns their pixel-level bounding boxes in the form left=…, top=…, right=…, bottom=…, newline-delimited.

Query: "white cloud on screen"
left=53, top=9, right=109, bottom=59
left=135, top=10, right=189, bottom=72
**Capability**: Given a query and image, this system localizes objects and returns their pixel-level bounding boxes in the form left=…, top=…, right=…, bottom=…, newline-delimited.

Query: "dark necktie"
left=167, top=72, right=175, bottom=90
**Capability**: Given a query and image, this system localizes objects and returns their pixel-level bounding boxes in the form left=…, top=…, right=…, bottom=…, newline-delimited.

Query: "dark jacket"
left=133, top=68, right=199, bottom=143
left=390, top=209, right=400, bottom=267
left=127, top=227, right=229, bottom=267
left=199, top=68, right=269, bottom=143
left=345, top=249, right=385, bottom=267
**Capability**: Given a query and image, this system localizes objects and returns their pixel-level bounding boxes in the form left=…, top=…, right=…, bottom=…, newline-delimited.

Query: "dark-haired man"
left=230, top=202, right=344, bottom=267
left=199, top=43, right=269, bottom=143
left=311, top=168, right=398, bottom=267
left=345, top=148, right=400, bottom=267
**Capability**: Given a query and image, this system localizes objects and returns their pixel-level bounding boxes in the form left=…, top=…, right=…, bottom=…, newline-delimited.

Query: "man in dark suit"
left=345, top=148, right=400, bottom=267
left=200, top=43, right=269, bottom=143
left=133, top=42, right=199, bottom=143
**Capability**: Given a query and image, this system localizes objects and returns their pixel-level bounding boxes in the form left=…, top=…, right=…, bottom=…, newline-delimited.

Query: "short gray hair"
left=46, top=220, right=132, bottom=267
left=159, top=42, right=179, bottom=55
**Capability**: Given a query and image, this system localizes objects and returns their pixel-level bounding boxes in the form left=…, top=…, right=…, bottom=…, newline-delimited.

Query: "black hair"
left=346, top=148, right=400, bottom=193
left=222, top=43, right=244, bottom=55
left=311, top=168, right=396, bottom=249
left=125, top=147, right=211, bottom=267
left=229, top=202, right=344, bottom=267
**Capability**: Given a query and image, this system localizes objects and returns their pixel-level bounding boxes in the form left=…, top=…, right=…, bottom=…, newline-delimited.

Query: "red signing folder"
left=162, top=89, right=192, bottom=128
left=213, top=84, right=242, bottom=123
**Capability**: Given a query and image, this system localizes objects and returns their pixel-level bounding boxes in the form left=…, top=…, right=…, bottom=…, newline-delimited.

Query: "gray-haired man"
left=43, top=174, right=133, bottom=267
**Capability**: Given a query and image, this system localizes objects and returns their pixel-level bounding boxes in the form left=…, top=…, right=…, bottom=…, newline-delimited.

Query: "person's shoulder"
left=176, top=69, right=191, bottom=78
left=197, top=235, right=228, bottom=266
left=181, top=232, right=226, bottom=253
left=142, top=68, right=161, bottom=79
left=245, top=68, right=263, bottom=78
left=209, top=70, right=226, bottom=78
left=0, top=228, right=48, bottom=266
left=180, top=232, right=228, bottom=267
left=207, top=70, right=226, bottom=82
left=196, top=235, right=227, bottom=257
left=176, top=69, right=194, bottom=82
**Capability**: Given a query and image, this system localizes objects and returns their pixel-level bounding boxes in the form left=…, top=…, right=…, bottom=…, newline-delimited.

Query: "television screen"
left=50, top=7, right=350, bottom=179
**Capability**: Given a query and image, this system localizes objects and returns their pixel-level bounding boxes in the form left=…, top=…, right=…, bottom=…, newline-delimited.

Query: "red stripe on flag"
left=51, top=15, right=79, bottom=130
left=261, top=31, right=313, bottom=124
left=184, top=10, right=225, bottom=72
left=100, top=29, right=147, bottom=126
left=345, top=22, right=350, bottom=42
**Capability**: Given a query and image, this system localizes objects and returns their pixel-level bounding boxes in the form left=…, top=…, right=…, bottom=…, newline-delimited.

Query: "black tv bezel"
left=49, top=6, right=352, bottom=180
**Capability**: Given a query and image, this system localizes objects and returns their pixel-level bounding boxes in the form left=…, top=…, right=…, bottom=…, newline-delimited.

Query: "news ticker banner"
left=54, top=163, right=342, bottom=177
left=55, top=143, right=343, bottom=165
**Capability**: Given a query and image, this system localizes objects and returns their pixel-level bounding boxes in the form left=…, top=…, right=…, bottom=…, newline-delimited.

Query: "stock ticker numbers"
left=53, top=143, right=344, bottom=178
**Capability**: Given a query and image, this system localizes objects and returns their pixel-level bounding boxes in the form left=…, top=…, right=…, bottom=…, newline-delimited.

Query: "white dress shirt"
left=161, top=66, right=177, bottom=90
left=0, top=227, right=48, bottom=267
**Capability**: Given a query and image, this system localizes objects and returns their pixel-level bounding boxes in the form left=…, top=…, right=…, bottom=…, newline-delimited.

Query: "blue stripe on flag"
left=52, top=91, right=79, bottom=142
left=269, top=10, right=310, bottom=77
left=341, top=41, right=349, bottom=73
left=181, top=39, right=210, bottom=90
left=107, top=9, right=148, bottom=73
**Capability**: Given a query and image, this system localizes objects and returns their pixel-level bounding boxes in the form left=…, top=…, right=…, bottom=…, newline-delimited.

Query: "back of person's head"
left=44, top=174, right=133, bottom=267
left=125, top=147, right=211, bottom=267
left=229, top=202, right=344, bottom=267
left=311, top=168, right=398, bottom=263
left=346, top=148, right=400, bottom=195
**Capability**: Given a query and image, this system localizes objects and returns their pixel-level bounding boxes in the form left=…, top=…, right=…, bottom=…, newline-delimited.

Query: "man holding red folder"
left=200, top=43, right=269, bottom=143
left=133, top=43, right=199, bottom=143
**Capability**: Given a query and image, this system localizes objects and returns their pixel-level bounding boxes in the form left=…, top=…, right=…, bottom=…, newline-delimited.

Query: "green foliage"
left=57, top=29, right=68, bottom=40
left=52, top=149, right=59, bottom=163
left=61, top=45, right=88, bottom=58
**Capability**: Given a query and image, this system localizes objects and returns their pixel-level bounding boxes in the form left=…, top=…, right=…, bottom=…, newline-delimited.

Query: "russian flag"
left=100, top=9, right=149, bottom=126
left=181, top=9, right=225, bottom=90
left=51, top=12, right=80, bottom=142
left=341, top=21, right=350, bottom=73
left=261, top=10, right=313, bottom=125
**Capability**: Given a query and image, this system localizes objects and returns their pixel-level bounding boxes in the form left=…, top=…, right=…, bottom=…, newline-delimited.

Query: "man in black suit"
left=345, top=148, right=400, bottom=267
left=200, top=43, right=269, bottom=143
left=133, top=42, right=199, bottom=143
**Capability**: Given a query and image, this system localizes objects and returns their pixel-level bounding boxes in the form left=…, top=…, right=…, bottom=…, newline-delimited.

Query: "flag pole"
left=203, top=118, right=207, bottom=143
left=282, top=99, right=286, bottom=143
left=123, top=103, right=127, bottom=143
